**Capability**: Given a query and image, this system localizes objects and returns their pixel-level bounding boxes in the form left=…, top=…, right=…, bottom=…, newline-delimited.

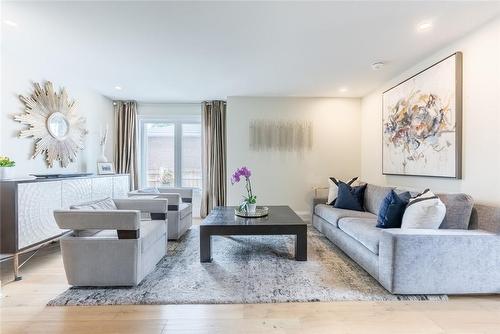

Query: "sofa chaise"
left=312, top=183, right=500, bottom=295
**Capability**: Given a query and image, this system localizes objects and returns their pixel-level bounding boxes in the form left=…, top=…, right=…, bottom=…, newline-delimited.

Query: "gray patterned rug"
left=48, top=226, right=447, bottom=306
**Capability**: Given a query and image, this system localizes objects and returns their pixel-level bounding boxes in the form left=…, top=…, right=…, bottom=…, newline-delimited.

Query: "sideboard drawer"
left=17, top=181, right=63, bottom=249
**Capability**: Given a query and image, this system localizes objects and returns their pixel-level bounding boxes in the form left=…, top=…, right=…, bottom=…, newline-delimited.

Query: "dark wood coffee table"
left=200, top=205, right=307, bottom=262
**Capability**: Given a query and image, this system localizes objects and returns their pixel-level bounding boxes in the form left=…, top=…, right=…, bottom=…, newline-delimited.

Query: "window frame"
left=138, top=115, right=201, bottom=189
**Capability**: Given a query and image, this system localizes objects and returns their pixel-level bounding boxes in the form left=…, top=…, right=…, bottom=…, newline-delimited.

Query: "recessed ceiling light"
left=114, top=86, right=123, bottom=91
left=4, top=20, right=18, bottom=27
left=339, top=87, right=348, bottom=93
left=371, top=62, right=385, bottom=70
left=416, top=21, right=433, bottom=32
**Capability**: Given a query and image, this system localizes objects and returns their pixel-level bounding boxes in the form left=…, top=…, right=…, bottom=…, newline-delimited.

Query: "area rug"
left=48, top=226, right=447, bottom=306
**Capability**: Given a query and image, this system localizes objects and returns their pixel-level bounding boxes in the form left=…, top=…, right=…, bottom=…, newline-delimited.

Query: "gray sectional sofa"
left=312, top=183, right=500, bottom=295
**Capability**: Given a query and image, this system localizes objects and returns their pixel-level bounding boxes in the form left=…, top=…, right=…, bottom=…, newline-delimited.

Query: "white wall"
left=1, top=78, right=113, bottom=178
left=1, top=3, right=115, bottom=178
left=227, top=97, right=361, bottom=218
left=138, top=103, right=201, bottom=117
left=360, top=18, right=500, bottom=206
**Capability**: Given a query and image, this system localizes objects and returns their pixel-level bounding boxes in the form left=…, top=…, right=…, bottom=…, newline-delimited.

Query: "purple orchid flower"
left=230, top=166, right=257, bottom=209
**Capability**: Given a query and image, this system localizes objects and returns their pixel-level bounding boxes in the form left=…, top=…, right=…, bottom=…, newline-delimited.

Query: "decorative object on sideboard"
left=231, top=166, right=257, bottom=213
left=97, top=124, right=109, bottom=162
left=249, top=119, right=313, bottom=152
left=0, top=156, right=15, bottom=180
left=15, top=81, right=88, bottom=167
left=382, top=52, right=462, bottom=178
left=97, top=162, right=115, bottom=175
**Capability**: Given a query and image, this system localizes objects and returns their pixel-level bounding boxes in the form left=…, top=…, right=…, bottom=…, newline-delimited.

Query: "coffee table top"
left=202, top=206, right=305, bottom=226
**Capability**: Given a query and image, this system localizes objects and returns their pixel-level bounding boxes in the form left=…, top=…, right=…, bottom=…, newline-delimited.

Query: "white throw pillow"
left=401, top=189, right=446, bottom=229
left=326, top=176, right=358, bottom=204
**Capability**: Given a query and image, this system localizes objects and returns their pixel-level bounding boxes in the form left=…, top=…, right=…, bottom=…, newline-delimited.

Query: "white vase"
left=0, top=167, right=13, bottom=180
left=97, top=145, right=108, bottom=163
left=246, top=203, right=257, bottom=213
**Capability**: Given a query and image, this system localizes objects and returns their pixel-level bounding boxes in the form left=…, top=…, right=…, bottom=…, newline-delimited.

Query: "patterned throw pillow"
left=401, top=189, right=446, bottom=229
left=327, top=176, right=358, bottom=205
left=334, top=182, right=367, bottom=212
left=376, top=190, right=411, bottom=228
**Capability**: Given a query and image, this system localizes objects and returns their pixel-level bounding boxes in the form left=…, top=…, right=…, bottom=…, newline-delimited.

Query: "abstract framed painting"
left=382, top=52, right=463, bottom=178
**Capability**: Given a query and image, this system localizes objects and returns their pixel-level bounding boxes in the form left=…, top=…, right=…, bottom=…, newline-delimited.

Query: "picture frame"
left=382, top=52, right=462, bottom=178
left=97, top=162, right=115, bottom=175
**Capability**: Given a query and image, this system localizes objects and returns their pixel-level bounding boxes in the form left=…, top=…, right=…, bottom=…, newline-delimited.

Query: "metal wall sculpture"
left=249, top=120, right=313, bottom=152
left=16, top=81, right=88, bottom=167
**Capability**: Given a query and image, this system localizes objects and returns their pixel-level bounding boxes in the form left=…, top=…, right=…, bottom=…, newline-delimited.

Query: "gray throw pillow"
left=437, top=193, right=474, bottom=229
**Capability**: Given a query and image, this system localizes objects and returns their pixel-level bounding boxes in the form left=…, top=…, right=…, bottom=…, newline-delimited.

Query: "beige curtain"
left=114, top=101, right=138, bottom=190
left=200, top=100, right=227, bottom=218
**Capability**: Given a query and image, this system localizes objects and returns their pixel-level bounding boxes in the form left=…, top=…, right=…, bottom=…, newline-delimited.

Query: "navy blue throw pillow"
left=376, top=190, right=411, bottom=228
left=334, top=182, right=367, bottom=212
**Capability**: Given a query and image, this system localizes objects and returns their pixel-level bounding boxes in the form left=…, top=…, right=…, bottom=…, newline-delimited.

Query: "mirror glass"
left=47, top=112, right=70, bottom=140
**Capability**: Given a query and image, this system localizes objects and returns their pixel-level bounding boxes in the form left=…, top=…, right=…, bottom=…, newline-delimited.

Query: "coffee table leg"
left=200, top=228, right=212, bottom=262
left=295, top=228, right=307, bottom=261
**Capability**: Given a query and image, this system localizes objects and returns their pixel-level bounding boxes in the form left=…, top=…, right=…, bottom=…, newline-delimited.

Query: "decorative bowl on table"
left=234, top=206, right=269, bottom=218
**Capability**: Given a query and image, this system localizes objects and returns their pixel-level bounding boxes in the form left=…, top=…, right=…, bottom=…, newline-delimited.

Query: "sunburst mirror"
left=15, top=81, right=88, bottom=167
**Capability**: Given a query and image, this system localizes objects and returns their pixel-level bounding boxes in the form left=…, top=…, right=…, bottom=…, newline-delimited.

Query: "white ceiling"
left=2, top=1, right=500, bottom=102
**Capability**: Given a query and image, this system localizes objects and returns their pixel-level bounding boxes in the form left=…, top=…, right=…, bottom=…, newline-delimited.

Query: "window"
left=181, top=124, right=202, bottom=188
left=140, top=117, right=201, bottom=189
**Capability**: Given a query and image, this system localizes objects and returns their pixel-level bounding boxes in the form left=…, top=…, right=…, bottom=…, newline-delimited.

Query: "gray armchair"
left=128, top=187, right=193, bottom=240
left=53, top=197, right=168, bottom=287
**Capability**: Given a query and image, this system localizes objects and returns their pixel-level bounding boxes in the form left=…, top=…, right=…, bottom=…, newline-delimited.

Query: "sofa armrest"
left=379, top=229, right=500, bottom=294
left=313, top=196, right=328, bottom=208
left=54, top=210, right=141, bottom=231
left=114, top=198, right=168, bottom=213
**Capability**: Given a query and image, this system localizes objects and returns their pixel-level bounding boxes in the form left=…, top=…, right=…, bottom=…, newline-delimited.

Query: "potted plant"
left=0, top=156, right=15, bottom=180
left=231, top=166, right=257, bottom=213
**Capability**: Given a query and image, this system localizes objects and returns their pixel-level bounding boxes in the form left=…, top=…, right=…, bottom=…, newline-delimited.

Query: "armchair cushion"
left=137, top=187, right=160, bottom=194
left=71, top=197, right=117, bottom=210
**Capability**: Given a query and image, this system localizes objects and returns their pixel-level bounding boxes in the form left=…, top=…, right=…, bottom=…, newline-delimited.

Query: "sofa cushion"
left=179, top=203, right=192, bottom=219
left=338, top=217, right=382, bottom=255
left=437, top=193, right=474, bottom=230
left=71, top=197, right=117, bottom=210
left=334, top=182, right=367, bottom=212
left=364, top=184, right=394, bottom=215
left=314, top=204, right=377, bottom=227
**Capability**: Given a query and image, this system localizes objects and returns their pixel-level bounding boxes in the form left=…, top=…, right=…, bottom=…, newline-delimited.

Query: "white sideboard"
left=0, top=174, right=130, bottom=279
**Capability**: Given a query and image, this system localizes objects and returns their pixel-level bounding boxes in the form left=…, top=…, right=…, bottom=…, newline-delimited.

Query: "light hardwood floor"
left=1, top=239, right=499, bottom=334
